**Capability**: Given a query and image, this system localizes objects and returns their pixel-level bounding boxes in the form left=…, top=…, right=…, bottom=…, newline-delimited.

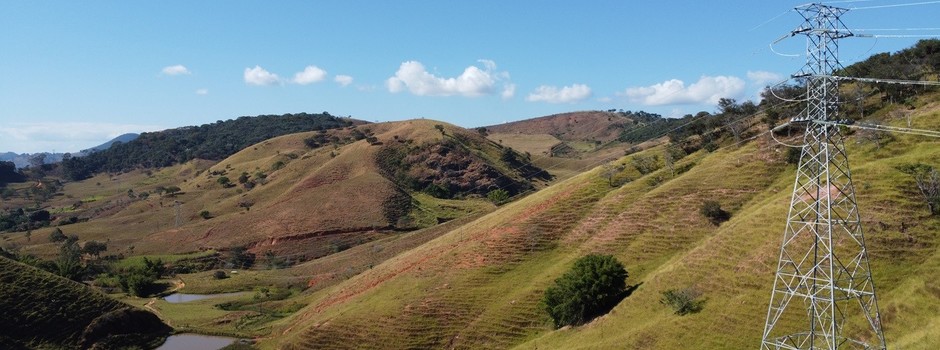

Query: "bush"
left=213, top=270, right=228, bottom=279
left=631, top=154, right=660, bottom=175
left=785, top=147, right=802, bottom=165
left=119, top=272, right=157, bottom=297
left=199, top=210, right=211, bottom=220
left=660, top=288, right=705, bottom=315
left=49, top=228, right=67, bottom=242
left=487, top=189, right=510, bottom=205
left=897, top=163, right=940, bottom=215
left=543, top=254, right=628, bottom=328
left=700, top=200, right=730, bottom=225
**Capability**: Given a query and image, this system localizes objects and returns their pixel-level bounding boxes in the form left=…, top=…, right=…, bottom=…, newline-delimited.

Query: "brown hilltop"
left=484, top=110, right=634, bottom=143
left=133, top=119, right=546, bottom=260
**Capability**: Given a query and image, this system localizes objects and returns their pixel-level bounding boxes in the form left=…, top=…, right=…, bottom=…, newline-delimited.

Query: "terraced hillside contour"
left=0, top=257, right=171, bottom=349
left=268, top=99, right=940, bottom=349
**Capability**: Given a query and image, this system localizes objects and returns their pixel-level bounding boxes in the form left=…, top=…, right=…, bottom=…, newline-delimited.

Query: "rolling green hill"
left=0, top=256, right=171, bottom=349
left=262, top=94, right=940, bottom=349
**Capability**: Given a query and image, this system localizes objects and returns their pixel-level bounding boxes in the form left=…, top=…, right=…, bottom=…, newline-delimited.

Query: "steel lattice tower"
left=761, top=4, right=886, bottom=349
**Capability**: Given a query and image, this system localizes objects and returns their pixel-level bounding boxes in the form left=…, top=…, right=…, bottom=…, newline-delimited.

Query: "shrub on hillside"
left=119, top=272, right=157, bottom=297
left=700, top=200, right=730, bottom=225
left=897, top=163, right=940, bottom=215
left=49, top=228, right=67, bottom=242
left=631, top=154, right=660, bottom=175
left=543, top=254, right=628, bottom=328
left=660, top=288, right=705, bottom=315
left=487, top=189, right=510, bottom=205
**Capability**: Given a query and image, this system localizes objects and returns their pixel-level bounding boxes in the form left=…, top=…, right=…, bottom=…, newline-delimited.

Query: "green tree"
left=55, top=239, right=84, bottom=281
left=217, top=176, right=232, bottom=187
left=543, top=254, right=628, bottom=328
left=119, top=272, right=157, bottom=297
left=228, top=246, right=255, bottom=269
left=164, top=186, right=181, bottom=196
left=82, top=240, right=108, bottom=259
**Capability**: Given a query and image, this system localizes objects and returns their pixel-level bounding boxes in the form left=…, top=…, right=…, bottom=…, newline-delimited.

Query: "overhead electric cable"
left=819, top=75, right=940, bottom=86
left=850, top=0, right=940, bottom=10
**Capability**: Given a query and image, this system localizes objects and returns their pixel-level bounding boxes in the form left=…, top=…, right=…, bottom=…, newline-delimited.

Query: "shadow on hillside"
left=619, top=282, right=643, bottom=301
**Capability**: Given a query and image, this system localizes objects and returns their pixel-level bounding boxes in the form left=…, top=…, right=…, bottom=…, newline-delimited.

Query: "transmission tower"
left=761, top=4, right=886, bottom=350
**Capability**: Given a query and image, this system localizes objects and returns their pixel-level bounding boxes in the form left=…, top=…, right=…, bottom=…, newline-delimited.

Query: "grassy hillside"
left=0, top=256, right=170, bottom=349
left=265, top=97, right=940, bottom=349
left=484, top=111, right=660, bottom=180
left=4, top=120, right=544, bottom=283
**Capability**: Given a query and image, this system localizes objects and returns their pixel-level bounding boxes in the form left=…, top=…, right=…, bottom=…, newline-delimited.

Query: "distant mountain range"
left=0, top=133, right=139, bottom=168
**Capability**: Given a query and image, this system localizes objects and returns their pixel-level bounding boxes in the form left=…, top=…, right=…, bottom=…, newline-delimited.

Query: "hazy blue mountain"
left=0, top=133, right=140, bottom=168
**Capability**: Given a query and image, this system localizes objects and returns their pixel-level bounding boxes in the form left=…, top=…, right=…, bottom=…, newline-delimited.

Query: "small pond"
left=163, top=292, right=248, bottom=303
left=156, top=334, right=239, bottom=350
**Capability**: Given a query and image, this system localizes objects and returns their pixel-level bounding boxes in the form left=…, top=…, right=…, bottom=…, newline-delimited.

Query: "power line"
left=865, top=34, right=940, bottom=38
left=850, top=27, right=940, bottom=31
left=850, top=0, right=940, bottom=10
left=821, top=120, right=940, bottom=138
left=819, top=74, right=940, bottom=86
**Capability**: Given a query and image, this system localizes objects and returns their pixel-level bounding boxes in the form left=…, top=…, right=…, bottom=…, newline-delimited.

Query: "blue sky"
left=1, top=1, right=937, bottom=153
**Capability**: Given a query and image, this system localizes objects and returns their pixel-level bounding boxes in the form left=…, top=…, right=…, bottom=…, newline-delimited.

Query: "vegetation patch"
left=543, top=254, right=629, bottom=328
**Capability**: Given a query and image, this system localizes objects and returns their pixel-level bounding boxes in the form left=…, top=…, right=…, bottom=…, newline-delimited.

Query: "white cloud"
left=0, top=122, right=163, bottom=153
left=161, top=65, right=191, bottom=76
left=385, top=60, right=510, bottom=97
left=195, top=88, right=208, bottom=95
left=620, top=75, right=745, bottom=106
left=747, top=70, right=783, bottom=87
left=525, top=84, right=592, bottom=104
left=292, top=65, right=328, bottom=85
left=244, top=65, right=280, bottom=86
left=334, top=75, right=354, bottom=87
left=501, top=83, right=516, bottom=100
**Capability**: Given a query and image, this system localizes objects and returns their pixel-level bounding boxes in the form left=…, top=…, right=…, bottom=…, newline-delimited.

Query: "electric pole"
left=761, top=4, right=886, bottom=349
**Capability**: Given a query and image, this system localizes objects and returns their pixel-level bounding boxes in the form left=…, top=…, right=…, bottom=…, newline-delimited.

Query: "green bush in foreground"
left=543, top=254, right=628, bottom=328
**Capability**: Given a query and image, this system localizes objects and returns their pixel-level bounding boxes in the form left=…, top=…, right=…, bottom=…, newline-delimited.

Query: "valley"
left=2, top=29, right=940, bottom=350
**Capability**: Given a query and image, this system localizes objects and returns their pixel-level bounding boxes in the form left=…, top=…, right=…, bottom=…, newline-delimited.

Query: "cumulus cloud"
left=334, top=74, right=354, bottom=87
left=244, top=65, right=280, bottom=86
left=161, top=65, right=191, bottom=76
left=501, top=83, right=516, bottom=100
left=195, top=88, right=208, bottom=95
left=525, top=84, right=592, bottom=104
left=747, top=70, right=783, bottom=87
left=385, top=59, right=509, bottom=97
left=620, top=75, right=745, bottom=106
left=0, top=122, right=163, bottom=154
left=292, top=65, right=328, bottom=85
